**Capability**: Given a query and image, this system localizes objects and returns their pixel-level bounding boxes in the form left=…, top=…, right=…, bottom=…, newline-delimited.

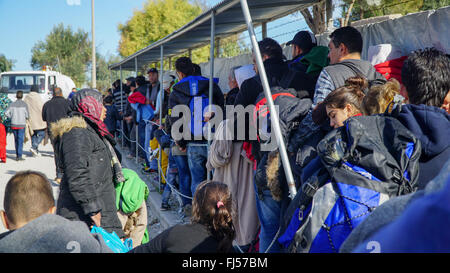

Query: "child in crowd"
left=0, top=171, right=112, bottom=253
left=129, top=181, right=236, bottom=253
left=103, top=95, right=122, bottom=137
left=363, top=78, right=402, bottom=115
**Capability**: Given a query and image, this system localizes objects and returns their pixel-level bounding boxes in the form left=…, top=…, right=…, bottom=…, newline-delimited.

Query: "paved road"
left=0, top=132, right=174, bottom=240
left=0, top=133, right=60, bottom=234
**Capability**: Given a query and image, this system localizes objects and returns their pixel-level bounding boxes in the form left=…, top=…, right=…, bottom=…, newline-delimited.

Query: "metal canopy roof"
left=109, top=0, right=319, bottom=70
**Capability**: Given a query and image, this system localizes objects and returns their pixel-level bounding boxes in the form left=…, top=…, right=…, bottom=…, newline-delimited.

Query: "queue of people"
left=0, top=25, right=449, bottom=254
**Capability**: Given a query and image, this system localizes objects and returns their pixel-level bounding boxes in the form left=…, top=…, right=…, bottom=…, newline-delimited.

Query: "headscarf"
left=70, top=88, right=112, bottom=138
left=70, top=89, right=124, bottom=185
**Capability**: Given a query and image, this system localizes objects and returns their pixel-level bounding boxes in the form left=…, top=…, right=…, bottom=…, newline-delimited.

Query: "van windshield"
left=0, top=74, right=46, bottom=94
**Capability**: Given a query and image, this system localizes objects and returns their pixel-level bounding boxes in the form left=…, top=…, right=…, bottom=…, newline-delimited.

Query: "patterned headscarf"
left=70, top=89, right=112, bottom=138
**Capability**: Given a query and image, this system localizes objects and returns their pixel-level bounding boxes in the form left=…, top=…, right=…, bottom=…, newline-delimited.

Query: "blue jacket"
left=394, top=104, right=450, bottom=190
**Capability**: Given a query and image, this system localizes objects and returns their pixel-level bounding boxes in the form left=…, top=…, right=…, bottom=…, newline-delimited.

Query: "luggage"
left=278, top=115, right=421, bottom=253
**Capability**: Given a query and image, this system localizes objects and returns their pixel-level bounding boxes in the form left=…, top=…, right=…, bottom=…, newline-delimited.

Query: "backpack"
left=184, top=76, right=214, bottom=139
left=278, top=115, right=421, bottom=253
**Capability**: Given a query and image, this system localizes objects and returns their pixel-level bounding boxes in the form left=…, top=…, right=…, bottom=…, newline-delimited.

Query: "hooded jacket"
left=393, top=104, right=450, bottom=190
left=51, top=115, right=124, bottom=238
left=168, top=75, right=224, bottom=149
left=0, top=214, right=113, bottom=253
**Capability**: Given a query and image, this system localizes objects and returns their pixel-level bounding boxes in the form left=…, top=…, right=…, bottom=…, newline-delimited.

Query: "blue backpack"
left=278, top=115, right=421, bottom=253
left=179, top=76, right=216, bottom=139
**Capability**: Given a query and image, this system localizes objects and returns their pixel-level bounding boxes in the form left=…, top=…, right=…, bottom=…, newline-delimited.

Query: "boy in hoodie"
left=169, top=57, right=224, bottom=196
left=0, top=171, right=112, bottom=253
left=396, top=47, right=450, bottom=189
left=4, top=91, right=29, bottom=161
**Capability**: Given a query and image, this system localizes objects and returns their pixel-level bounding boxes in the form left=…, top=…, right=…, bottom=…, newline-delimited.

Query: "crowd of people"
left=0, top=25, right=449, bottom=253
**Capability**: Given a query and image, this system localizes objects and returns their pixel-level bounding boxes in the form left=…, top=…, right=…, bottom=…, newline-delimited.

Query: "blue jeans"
left=12, top=128, right=25, bottom=158
left=31, top=129, right=45, bottom=151
left=144, top=121, right=153, bottom=167
left=161, top=151, right=178, bottom=206
left=173, top=153, right=192, bottom=206
left=138, top=120, right=147, bottom=161
left=254, top=184, right=282, bottom=253
left=187, top=144, right=208, bottom=196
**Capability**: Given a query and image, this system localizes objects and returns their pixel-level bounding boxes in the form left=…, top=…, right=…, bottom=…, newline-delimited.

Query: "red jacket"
left=374, top=56, right=408, bottom=84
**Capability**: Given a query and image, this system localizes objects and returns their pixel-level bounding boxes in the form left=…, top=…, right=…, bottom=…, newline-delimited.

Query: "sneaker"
left=16, top=157, right=25, bottom=161
left=142, top=166, right=157, bottom=173
left=30, top=148, right=39, bottom=157
left=161, top=203, right=170, bottom=211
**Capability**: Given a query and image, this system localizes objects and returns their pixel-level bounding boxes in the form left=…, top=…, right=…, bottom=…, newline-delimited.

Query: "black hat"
left=286, top=31, right=317, bottom=52
left=126, top=76, right=135, bottom=82
left=147, top=68, right=158, bottom=74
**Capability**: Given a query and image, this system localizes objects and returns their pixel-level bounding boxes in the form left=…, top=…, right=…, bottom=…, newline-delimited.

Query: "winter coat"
left=23, top=92, right=47, bottom=130
left=391, top=104, right=450, bottom=189
left=42, top=96, right=71, bottom=133
left=168, top=75, right=224, bottom=149
left=206, top=120, right=259, bottom=246
left=0, top=214, right=113, bottom=253
left=51, top=115, right=124, bottom=238
left=104, top=104, right=121, bottom=134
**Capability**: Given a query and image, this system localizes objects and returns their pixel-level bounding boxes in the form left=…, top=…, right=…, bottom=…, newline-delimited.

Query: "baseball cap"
left=147, top=68, right=158, bottom=74
left=286, top=31, right=317, bottom=52
left=126, top=76, right=135, bottom=82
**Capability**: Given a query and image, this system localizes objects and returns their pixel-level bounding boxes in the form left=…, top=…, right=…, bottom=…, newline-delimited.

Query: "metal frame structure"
left=109, top=0, right=320, bottom=196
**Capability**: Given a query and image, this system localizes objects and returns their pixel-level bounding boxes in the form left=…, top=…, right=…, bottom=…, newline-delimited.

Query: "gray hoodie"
left=0, top=214, right=113, bottom=253
left=4, top=99, right=29, bottom=128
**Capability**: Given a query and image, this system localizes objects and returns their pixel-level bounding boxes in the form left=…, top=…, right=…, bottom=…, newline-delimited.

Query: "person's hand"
left=204, top=111, right=215, bottom=122
left=145, top=99, right=150, bottom=105
left=90, top=212, right=102, bottom=227
left=176, top=142, right=186, bottom=153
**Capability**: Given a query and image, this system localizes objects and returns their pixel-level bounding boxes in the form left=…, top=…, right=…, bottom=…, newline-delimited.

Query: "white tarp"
left=199, top=6, right=449, bottom=94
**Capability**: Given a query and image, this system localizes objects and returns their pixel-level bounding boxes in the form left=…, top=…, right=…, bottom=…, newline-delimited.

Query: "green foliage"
left=31, top=23, right=91, bottom=87
left=0, top=54, right=14, bottom=72
left=118, top=0, right=203, bottom=58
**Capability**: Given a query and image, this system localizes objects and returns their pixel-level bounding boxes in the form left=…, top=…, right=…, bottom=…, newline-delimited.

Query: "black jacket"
left=168, top=75, right=224, bottom=149
left=42, top=96, right=71, bottom=132
left=129, top=223, right=234, bottom=253
left=51, top=115, right=124, bottom=237
left=104, top=104, right=121, bottom=133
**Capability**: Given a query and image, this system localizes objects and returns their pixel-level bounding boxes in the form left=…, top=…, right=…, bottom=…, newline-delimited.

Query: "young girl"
left=362, top=78, right=402, bottom=115
left=322, top=76, right=366, bottom=129
left=129, top=180, right=236, bottom=253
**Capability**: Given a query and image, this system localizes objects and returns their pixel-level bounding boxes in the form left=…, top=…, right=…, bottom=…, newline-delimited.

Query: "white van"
left=0, top=69, right=76, bottom=103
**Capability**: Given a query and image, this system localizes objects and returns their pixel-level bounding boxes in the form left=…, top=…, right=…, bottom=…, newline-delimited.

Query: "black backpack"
left=277, top=115, right=421, bottom=253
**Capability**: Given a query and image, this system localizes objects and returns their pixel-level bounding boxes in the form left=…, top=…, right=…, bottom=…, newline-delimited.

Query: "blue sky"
left=0, top=0, right=310, bottom=71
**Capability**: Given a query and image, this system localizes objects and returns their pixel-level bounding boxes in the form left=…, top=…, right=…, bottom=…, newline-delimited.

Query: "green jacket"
left=300, top=45, right=330, bottom=76
left=115, top=168, right=149, bottom=214
left=115, top=168, right=150, bottom=244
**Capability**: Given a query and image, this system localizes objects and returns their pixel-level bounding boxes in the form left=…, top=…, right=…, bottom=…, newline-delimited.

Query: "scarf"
left=72, top=89, right=113, bottom=138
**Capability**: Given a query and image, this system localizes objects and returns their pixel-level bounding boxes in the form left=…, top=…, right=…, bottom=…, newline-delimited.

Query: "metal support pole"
left=135, top=57, right=138, bottom=77
left=91, top=0, right=96, bottom=88
left=159, top=45, right=164, bottom=192
left=207, top=10, right=215, bottom=181
left=262, top=21, right=267, bottom=39
left=216, top=37, right=220, bottom=58
left=168, top=57, right=172, bottom=71
left=120, top=66, right=124, bottom=148
left=240, top=0, right=297, bottom=199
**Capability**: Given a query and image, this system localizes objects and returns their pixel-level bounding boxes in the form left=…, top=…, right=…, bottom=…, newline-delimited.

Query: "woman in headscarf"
left=50, top=89, right=124, bottom=237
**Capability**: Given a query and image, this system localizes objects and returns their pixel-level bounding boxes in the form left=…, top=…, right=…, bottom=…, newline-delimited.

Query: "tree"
left=31, top=23, right=91, bottom=87
left=0, top=54, right=14, bottom=72
left=118, top=0, right=204, bottom=58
